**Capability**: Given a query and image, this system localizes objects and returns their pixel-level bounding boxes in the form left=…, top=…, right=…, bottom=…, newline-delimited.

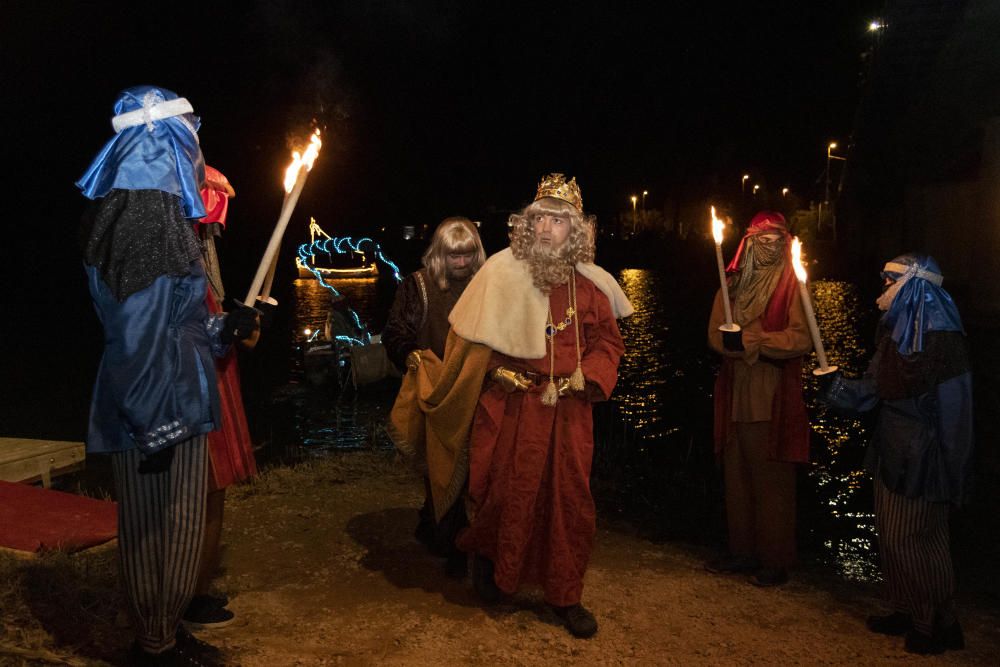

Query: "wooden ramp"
left=0, top=437, right=85, bottom=487
left=0, top=438, right=116, bottom=557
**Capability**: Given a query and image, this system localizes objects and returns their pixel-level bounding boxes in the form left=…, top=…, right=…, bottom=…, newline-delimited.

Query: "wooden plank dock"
left=0, top=437, right=85, bottom=487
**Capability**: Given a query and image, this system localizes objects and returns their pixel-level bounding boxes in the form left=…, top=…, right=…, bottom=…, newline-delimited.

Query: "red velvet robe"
left=457, top=274, right=624, bottom=606
left=205, top=291, right=258, bottom=490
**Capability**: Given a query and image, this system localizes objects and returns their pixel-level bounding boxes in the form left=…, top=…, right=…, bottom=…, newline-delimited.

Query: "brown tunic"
left=707, top=287, right=811, bottom=422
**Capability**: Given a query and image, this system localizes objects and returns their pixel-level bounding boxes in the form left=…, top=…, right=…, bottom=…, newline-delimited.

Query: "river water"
left=277, top=269, right=883, bottom=582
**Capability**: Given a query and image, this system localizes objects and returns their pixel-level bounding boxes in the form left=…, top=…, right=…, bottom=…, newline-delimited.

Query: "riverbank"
left=3, top=451, right=999, bottom=665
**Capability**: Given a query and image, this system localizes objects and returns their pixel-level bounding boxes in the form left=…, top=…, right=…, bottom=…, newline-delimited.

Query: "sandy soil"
left=3, top=451, right=999, bottom=665
left=207, top=452, right=1000, bottom=665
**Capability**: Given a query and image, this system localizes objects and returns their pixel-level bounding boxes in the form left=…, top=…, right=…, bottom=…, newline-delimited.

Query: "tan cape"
left=388, top=248, right=633, bottom=519
left=388, top=330, right=491, bottom=520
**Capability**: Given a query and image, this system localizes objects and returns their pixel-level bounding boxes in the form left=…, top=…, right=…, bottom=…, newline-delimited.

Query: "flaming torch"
left=244, top=128, right=323, bottom=306
left=790, top=237, right=837, bottom=375
left=711, top=206, right=740, bottom=332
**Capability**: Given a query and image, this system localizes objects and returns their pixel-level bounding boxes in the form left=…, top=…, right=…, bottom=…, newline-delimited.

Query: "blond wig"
left=509, top=198, right=596, bottom=292
left=422, top=216, right=486, bottom=290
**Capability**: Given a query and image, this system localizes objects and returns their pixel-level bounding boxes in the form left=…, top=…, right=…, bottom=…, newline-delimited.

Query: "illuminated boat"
left=296, top=218, right=402, bottom=281
left=296, top=256, right=378, bottom=279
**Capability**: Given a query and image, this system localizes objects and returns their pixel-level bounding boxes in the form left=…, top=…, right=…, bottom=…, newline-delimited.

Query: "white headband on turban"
left=883, top=261, right=943, bottom=286
left=111, top=91, right=196, bottom=136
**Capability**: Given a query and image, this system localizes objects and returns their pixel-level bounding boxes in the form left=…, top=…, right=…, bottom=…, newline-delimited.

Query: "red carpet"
left=0, top=480, right=117, bottom=553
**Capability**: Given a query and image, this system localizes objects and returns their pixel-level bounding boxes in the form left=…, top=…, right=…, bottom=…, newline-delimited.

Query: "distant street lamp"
left=630, top=194, right=638, bottom=236
left=868, top=19, right=886, bottom=32
left=820, top=141, right=847, bottom=236
left=741, top=174, right=750, bottom=195
left=782, top=187, right=789, bottom=197
left=642, top=189, right=648, bottom=211
left=825, top=142, right=846, bottom=206
left=752, top=184, right=760, bottom=195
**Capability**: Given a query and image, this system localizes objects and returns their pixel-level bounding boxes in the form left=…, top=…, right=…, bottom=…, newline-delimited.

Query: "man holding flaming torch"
left=822, top=254, right=971, bottom=655
left=706, top=211, right=811, bottom=587
left=77, top=86, right=257, bottom=664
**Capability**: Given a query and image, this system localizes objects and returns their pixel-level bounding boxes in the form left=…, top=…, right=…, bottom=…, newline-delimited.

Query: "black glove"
left=137, top=446, right=175, bottom=475
left=254, top=297, right=278, bottom=329
left=722, top=329, right=744, bottom=352
left=816, top=369, right=841, bottom=395
left=221, top=305, right=261, bottom=343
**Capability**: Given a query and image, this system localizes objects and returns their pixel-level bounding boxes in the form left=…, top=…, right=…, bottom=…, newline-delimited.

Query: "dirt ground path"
left=194, top=452, right=1000, bottom=666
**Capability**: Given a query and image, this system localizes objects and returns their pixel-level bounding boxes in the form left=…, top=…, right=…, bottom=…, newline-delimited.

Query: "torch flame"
left=711, top=206, right=724, bottom=245
left=791, top=237, right=808, bottom=282
left=283, top=128, right=323, bottom=194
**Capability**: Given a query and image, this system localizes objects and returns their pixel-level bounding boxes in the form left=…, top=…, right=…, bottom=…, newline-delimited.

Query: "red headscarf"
left=726, top=211, right=797, bottom=333
left=199, top=165, right=235, bottom=227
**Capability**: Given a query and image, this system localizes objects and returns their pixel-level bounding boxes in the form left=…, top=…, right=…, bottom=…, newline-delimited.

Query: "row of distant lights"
left=737, top=139, right=846, bottom=200
left=627, top=21, right=884, bottom=212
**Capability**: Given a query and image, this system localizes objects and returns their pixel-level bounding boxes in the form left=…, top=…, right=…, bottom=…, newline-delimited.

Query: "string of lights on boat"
left=296, top=219, right=403, bottom=346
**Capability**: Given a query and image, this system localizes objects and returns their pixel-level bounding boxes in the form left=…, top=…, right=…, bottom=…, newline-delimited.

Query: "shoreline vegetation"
left=3, top=450, right=999, bottom=665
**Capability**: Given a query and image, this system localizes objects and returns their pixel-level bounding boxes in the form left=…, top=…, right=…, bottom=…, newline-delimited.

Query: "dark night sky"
left=4, top=1, right=878, bottom=224
left=0, top=0, right=879, bottom=364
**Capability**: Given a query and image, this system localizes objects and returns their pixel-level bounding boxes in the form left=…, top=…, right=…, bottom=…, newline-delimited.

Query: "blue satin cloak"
left=85, top=261, right=222, bottom=454
left=824, top=364, right=974, bottom=505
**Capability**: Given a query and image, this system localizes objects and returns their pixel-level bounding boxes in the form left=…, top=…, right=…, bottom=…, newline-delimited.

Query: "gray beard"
left=526, top=241, right=574, bottom=293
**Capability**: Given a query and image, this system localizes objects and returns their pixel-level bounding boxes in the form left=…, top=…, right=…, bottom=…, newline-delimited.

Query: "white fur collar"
left=448, top=248, right=633, bottom=359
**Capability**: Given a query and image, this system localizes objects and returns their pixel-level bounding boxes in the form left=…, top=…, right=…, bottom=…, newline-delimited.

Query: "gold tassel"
left=569, top=365, right=585, bottom=391
left=541, top=380, right=559, bottom=407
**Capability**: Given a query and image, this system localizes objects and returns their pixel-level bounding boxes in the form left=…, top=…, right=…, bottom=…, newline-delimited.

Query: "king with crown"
left=393, top=173, right=631, bottom=638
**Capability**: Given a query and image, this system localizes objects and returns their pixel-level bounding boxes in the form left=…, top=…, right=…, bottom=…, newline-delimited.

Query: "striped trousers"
left=874, top=475, right=956, bottom=634
left=112, top=436, right=208, bottom=653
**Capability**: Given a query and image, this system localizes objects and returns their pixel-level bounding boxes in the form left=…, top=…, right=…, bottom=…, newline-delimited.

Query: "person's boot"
left=904, top=628, right=945, bottom=655
left=865, top=611, right=912, bottom=636
left=444, top=549, right=468, bottom=579
left=703, top=554, right=760, bottom=574
left=552, top=603, right=598, bottom=639
left=183, top=594, right=235, bottom=630
left=174, top=626, right=226, bottom=665
left=472, top=555, right=500, bottom=603
left=938, top=620, right=965, bottom=651
left=414, top=515, right=435, bottom=550
left=749, top=567, right=788, bottom=587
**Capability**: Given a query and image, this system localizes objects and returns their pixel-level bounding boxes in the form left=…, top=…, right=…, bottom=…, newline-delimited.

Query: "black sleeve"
left=381, top=273, right=424, bottom=371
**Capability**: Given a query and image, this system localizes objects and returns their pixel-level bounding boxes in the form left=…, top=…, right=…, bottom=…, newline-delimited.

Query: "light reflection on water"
left=292, top=277, right=381, bottom=343
left=283, top=269, right=881, bottom=581
left=803, top=280, right=879, bottom=581
left=279, top=277, right=397, bottom=454
left=610, top=270, right=880, bottom=582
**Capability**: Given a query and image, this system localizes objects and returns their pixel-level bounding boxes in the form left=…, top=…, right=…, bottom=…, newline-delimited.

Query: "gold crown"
left=534, top=173, right=583, bottom=212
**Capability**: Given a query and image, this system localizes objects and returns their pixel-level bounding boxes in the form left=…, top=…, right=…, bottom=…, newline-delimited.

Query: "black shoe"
left=128, top=636, right=223, bottom=666
left=749, top=567, right=788, bottom=587
left=445, top=550, right=468, bottom=579
left=552, top=603, right=598, bottom=639
left=865, top=611, right=912, bottom=636
left=938, top=620, right=965, bottom=651
left=414, top=517, right=435, bottom=549
left=704, top=554, right=760, bottom=574
left=128, top=642, right=177, bottom=666
left=174, top=626, right=224, bottom=661
left=192, top=593, right=229, bottom=609
left=904, top=628, right=945, bottom=655
left=472, top=555, right=501, bottom=604
left=183, top=595, right=235, bottom=630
